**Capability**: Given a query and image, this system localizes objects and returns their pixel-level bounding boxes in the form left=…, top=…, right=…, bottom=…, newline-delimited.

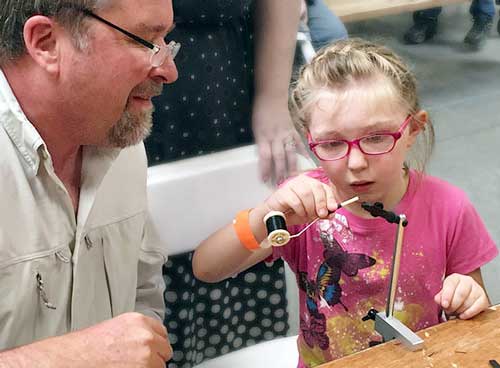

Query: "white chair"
left=147, top=145, right=314, bottom=367
left=193, top=335, right=299, bottom=368
left=148, top=145, right=279, bottom=257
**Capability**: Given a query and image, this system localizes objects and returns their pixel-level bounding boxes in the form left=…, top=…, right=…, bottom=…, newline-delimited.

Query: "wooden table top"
left=324, top=0, right=469, bottom=22
left=319, top=305, right=500, bottom=368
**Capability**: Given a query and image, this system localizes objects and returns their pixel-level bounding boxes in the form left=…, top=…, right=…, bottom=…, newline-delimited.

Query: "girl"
left=192, top=38, right=498, bottom=367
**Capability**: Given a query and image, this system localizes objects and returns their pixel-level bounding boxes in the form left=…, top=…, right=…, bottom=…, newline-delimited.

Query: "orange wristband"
left=233, top=209, right=261, bottom=250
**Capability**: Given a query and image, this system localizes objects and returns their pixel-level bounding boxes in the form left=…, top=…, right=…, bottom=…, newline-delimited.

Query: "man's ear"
left=23, top=16, right=61, bottom=74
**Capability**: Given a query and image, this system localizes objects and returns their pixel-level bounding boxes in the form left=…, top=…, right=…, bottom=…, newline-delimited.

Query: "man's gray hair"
left=0, top=0, right=110, bottom=64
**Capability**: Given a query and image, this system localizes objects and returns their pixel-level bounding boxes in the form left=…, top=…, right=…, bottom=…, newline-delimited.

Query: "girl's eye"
left=363, top=135, right=385, bottom=144
left=324, top=141, right=345, bottom=149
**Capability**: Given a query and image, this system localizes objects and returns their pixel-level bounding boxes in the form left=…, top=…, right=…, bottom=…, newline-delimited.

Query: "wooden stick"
left=386, top=214, right=407, bottom=318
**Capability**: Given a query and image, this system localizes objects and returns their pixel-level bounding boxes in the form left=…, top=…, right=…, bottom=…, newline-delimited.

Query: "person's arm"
left=0, top=313, right=172, bottom=368
left=193, top=204, right=273, bottom=283
left=193, top=174, right=338, bottom=282
left=252, top=0, right=307, bottom=183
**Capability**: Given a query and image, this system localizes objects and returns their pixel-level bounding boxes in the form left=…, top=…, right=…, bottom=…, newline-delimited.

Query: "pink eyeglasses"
left=308, top=115, right=412, bottom=161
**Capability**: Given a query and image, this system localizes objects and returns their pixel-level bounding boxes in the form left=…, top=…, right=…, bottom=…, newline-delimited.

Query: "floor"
left=347, top=3, right=500, bottom=304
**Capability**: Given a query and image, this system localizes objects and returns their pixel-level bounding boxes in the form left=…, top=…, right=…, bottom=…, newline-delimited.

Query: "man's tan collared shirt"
left=0, top=70, right=167, bottom=350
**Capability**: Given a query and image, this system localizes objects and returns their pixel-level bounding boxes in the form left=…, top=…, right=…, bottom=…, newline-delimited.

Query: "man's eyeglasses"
left=81, top=9, right=180, bottom=68
left=308, top=115, right=413, bottom=161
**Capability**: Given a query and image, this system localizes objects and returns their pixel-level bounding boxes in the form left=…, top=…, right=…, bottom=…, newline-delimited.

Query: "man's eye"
left=126, top=38, right=143, bottom=46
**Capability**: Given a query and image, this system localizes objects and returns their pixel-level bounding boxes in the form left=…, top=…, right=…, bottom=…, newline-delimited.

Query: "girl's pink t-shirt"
left=270, top=169, right=498, bottom=367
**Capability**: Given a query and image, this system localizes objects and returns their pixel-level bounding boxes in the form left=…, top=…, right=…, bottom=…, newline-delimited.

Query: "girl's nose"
left=347, top=145, right=369, bottom=171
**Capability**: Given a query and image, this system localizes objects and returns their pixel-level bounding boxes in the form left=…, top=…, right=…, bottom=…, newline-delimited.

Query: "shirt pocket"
left=0, top=246, right=72, bottom=350
left=98, top=212, right=146, bottom=316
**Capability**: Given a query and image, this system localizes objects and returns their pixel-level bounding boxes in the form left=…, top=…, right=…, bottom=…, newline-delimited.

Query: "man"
left=404, top=1, right=496, bottom=50
left=0, top=0, right=177, bottom=366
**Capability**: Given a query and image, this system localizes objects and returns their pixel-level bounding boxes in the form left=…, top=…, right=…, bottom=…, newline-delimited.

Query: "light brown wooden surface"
left=325, top=0, right=469, bottom=22
left=319, top=305, right=500, bottom=368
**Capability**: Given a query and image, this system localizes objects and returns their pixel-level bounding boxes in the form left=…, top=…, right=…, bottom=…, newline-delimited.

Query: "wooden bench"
left=318, top=305, right=500, bottom=368
left=324, top=0, right=470, bottom=22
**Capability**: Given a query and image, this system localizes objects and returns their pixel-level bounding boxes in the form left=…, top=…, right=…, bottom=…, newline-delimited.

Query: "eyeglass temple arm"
left=82, top=9, right=155, bottom=50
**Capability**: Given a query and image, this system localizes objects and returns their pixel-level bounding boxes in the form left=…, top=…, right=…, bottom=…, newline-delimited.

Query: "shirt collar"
left=0, top=68, right=122, bottom=180
left=0, top=68, right=46, bottom=178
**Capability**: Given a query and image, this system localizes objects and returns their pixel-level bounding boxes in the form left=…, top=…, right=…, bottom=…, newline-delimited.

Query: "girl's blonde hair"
left=291, top=38, right=435, bottom=172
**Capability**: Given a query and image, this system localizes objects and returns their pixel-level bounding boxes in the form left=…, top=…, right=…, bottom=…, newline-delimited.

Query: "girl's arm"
left=193, top=174, right=338, bottom=282
left=193, top=204, right=273, bottom=283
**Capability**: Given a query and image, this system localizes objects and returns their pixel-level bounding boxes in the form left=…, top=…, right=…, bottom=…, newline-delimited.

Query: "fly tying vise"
left=263, top=196, right=360, bottom=247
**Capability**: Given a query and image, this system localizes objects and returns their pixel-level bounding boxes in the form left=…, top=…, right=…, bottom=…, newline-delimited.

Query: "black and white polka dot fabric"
left=146, top=0, right=255, bottom=164
left=163, top=252, right=289, bottom=368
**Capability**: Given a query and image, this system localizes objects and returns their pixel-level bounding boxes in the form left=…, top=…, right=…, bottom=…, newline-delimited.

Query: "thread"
left=263, top=196, right=359, bottom=247
left=264, top=211, right=290, bottom=247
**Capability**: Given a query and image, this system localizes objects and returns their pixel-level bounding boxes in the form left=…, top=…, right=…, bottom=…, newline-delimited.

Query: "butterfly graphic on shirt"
left=298, top=232, right=376, bottom=319
left=300, top=313, right=329, bottom=350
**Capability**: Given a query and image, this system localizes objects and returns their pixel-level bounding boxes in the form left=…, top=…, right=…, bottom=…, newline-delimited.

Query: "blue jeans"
left=307, top=0, right=348, bottom=50
left=414, top=0, right=495, bottom=21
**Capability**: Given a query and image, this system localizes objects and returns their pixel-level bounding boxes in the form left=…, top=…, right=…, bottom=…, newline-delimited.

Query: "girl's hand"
left=434, top=273, right=489, bottom=320
left=260, top=174, right=338, bottom=226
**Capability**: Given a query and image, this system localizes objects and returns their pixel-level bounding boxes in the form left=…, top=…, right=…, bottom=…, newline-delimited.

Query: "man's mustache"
left=131, top=82, right=163, bottom=99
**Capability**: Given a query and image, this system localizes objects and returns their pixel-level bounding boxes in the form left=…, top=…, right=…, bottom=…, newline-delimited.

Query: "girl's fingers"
left=324, top=184, right=338, bottom=213
left=447, top=277, right=473, bottom=314
left=267, top=174, right=338, bottom=223
left=454, top=289, right=477, bottom=316
left=438, top=275, right=459, bottom=310
left=290, top=183, right=317, bottom=220
left=437, top=274, right=489, bottom=319
left=458, top=292, right=488, bottom=319
left=310, top=181, right=329, bottom=218
left=282, top=186, right=308, bottom=219
left=434, top=290, right=442, bottom=306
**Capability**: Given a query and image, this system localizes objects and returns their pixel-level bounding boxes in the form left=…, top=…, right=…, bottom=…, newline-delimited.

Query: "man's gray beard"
left=107, top=106, right=154, bottom=148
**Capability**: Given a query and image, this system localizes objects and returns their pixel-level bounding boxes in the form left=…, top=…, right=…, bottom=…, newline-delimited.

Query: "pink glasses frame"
left=307, top=115, right=413, bottom=161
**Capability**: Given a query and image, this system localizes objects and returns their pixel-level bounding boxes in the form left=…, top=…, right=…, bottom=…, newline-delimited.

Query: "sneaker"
left=404, top=20, right=438, bottom=44
left=464, top=15, right=493, bottom=50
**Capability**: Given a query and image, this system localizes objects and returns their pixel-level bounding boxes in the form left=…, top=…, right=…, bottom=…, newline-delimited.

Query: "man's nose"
left=151, top=58, right=178, bottom=84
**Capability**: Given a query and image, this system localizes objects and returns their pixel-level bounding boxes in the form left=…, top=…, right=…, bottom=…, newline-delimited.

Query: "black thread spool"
left=264, top=211, right=290, bottom=247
